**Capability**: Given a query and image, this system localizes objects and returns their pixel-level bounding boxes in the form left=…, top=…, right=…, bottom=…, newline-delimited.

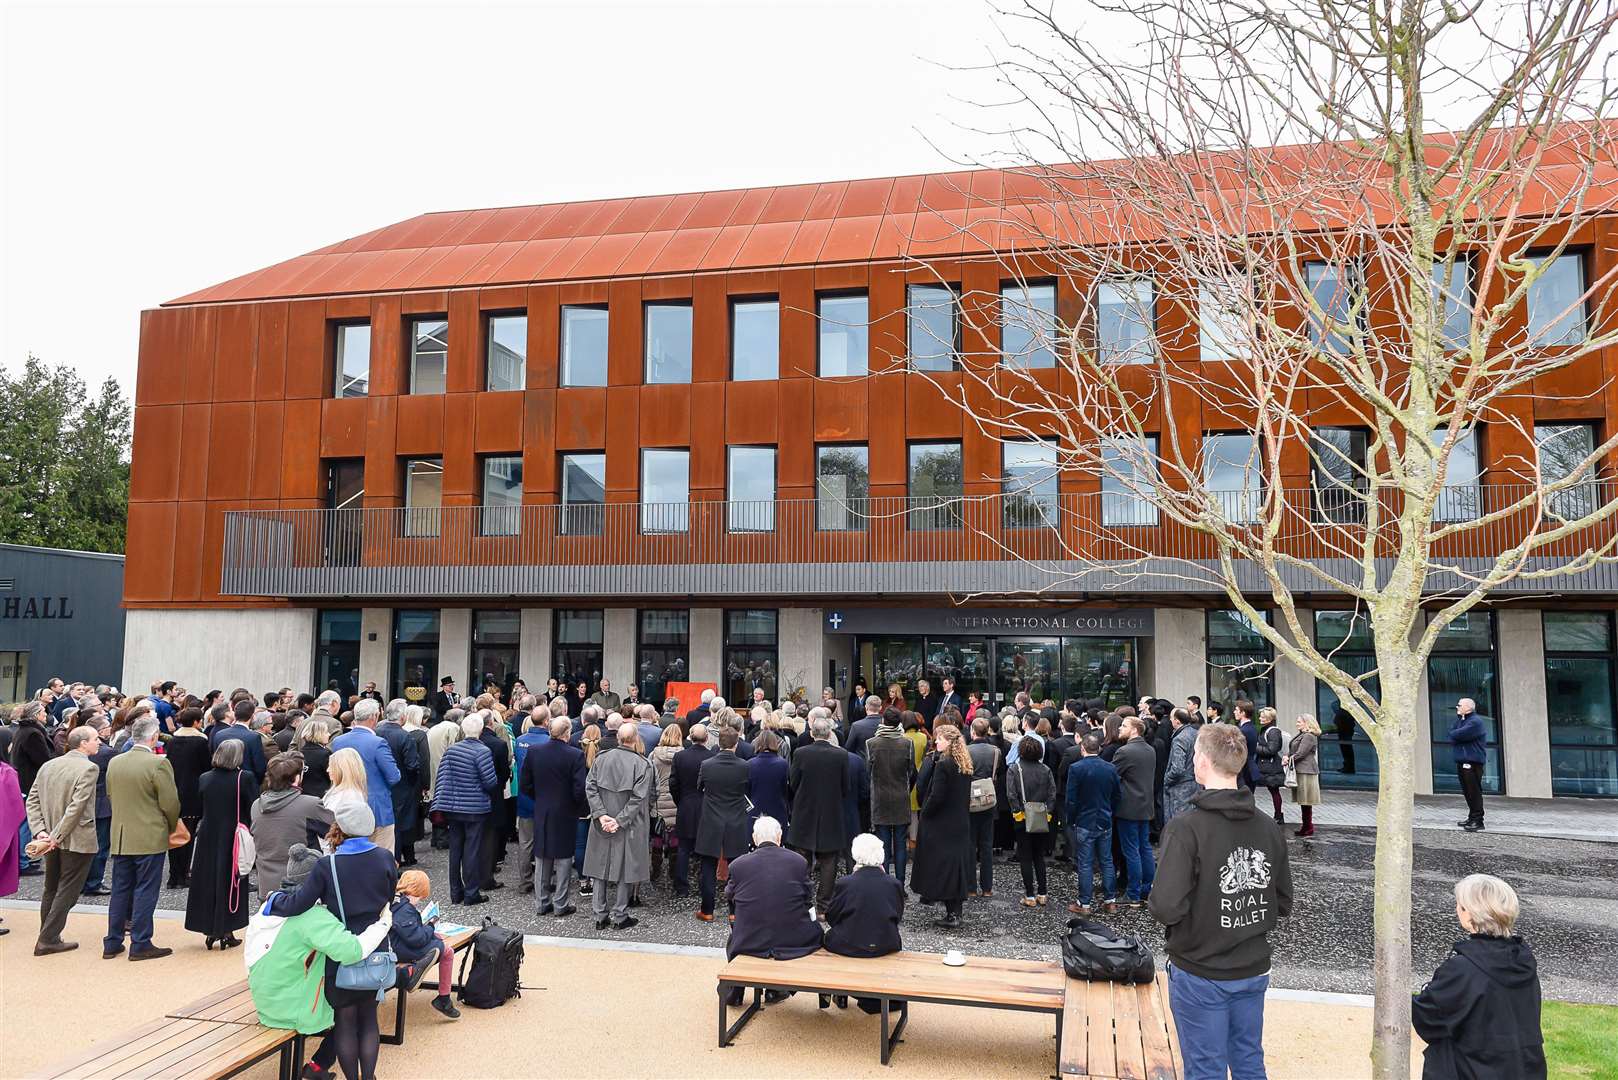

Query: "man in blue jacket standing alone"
left=1450, top=697, right=1490, bottom=831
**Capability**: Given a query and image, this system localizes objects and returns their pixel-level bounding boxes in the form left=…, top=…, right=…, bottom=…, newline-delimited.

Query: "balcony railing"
left=219, top=485, right=1618, bottom=599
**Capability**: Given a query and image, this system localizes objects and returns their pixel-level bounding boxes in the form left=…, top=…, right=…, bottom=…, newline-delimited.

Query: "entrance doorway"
left=857, top=636, right=1136, bottom=712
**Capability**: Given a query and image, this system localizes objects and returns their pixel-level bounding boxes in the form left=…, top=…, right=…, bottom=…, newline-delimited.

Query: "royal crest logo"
left=1218, top=846, right=1272, bottom=894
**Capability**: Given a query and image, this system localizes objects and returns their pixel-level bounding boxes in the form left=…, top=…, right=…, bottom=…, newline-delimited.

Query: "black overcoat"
left=785, top=740, right=849, bottom=853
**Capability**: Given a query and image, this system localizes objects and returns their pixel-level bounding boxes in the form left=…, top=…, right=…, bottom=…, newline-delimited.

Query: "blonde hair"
left=934, top=724, right=973, bottom=777
left=297, top=720, right=331, bottom=749
left=1455, top=874, right=1520, bottom=937
left=1295, top=713, right=1322, bottom=736
left=658, top=724, right=684, bottom=749
left=581, top=724, right=601, bottom=769
left=327, top=747, right=368, bottom=801
left=1258, top=707, right=1278, bottom=727
left=1194, top=724, right=1248, bottom=777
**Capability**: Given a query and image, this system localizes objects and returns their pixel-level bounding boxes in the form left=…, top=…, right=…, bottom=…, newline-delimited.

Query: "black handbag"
left=1061, top=918, right=1155, bottom=984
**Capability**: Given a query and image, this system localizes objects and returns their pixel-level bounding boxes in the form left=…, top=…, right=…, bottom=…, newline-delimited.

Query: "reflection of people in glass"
left=1332, top=703, right=1357, bottom=774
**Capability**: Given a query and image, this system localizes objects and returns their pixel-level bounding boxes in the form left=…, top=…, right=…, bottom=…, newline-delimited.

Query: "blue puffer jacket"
left=1449, top=713, right=1488, bottom=765
left=431, top=740, right=498, bottom=816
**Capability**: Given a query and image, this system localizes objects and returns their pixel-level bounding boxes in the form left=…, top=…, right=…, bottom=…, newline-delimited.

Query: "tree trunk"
left=1369, top=676, right=1417, bottom=1080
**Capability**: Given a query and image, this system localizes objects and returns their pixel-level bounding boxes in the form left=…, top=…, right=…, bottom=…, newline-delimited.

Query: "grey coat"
left=1161, top=722, right=1203, bottom=822
left=1289, top=731, right=1320, bottom=776
left=649, top=744, right=679, bottom=831
left=583, top=746, right=653, bottom=884
left=249, top=789, right=332, bottom=896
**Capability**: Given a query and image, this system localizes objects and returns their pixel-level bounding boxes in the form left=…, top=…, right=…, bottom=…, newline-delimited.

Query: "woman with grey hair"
left=184, top=738, right=259, bottom=949
left=822, top=832, right=906, bottom=1014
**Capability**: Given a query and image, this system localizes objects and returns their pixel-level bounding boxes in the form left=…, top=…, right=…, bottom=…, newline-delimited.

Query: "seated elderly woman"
left=1412, top=873, right=1545, bottom=1079
left=721, top=815, right=823, bottom=1006
left=822, top=832, right=906, bottom=1014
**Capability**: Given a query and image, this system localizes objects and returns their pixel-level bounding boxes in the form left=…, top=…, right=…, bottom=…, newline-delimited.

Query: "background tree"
left=902, top=2, right=1618, bottom=1075
left=0, top=355, right=131, bottom=553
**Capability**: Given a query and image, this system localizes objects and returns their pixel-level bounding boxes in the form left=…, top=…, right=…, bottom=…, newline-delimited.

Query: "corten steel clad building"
left=125, top=164, right=1618, bottom=800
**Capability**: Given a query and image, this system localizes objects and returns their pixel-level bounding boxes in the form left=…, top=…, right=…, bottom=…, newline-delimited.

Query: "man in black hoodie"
left=1150, top=723, right=1291, bottom=1080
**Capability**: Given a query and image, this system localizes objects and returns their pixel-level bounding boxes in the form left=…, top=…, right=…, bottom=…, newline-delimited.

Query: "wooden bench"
left=380, top=924, right=480, bottom=1045
left=1057, top=973, right=1182, bottom=1079
left=25, top=1015, right=299, bottom=1080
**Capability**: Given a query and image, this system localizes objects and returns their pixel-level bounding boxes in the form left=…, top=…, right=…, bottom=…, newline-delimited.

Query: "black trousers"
left=698, top=854, right=720, bottom=915
left=1457, top=761, right=1485, bottom=823
left=809, top=849, right=839, bottom=910
left=968, top=811, right=995, bottom=893
left=479, top=799, right=505, bottom=886
left=672, top=837, right=693, bottom=895
left=446, top=813, right=486, bottom=902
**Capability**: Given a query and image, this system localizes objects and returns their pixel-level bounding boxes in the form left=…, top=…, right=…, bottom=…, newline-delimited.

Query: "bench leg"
left=878, top=998, right=908, bottom=1066
left=1052, top=1010, right=1062, bottom=1080
left=718, top=983, right=764, bottom=1048
left=380, top=988, right=407, bottom=1047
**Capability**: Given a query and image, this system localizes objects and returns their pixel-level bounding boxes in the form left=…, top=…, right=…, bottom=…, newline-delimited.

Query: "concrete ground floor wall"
left=121, top=602, right=1605, bottom=801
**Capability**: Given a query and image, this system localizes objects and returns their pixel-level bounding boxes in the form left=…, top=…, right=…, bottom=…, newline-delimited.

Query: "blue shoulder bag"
left=330, top=852, right=397, bottom=998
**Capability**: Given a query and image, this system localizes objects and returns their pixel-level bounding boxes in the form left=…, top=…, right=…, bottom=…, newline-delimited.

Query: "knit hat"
left=397, top=869, right=431, bottom=899
left=332, top=801, right=376, bottom=839
left=282, top=844, right=321, bottom=890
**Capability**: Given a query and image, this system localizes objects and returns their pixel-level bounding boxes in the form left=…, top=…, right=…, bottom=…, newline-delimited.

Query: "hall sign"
left=823, top=607, right=1153, bottom=636
left=1, top=596, right=75, bottom=620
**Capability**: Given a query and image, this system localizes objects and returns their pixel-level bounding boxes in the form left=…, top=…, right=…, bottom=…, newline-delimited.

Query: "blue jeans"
left=18, top=820, right=38, bottom=873
left=876, top=824, right=908, bottom=884
left=1167, top=966, right=1270, bottom=1080
left=1074, top=824, right=1115, bottom=905
left=1116, top=818, right=1155, bottom=902
left=104, top=852, right=166, bottom=952
left=84, top=817, right=112, bottom=891
left=573, top=819, right=589, bottom=877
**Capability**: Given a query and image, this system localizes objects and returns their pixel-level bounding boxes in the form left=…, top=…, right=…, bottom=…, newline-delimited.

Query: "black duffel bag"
left=1061, top=918, right=1155, bottom=984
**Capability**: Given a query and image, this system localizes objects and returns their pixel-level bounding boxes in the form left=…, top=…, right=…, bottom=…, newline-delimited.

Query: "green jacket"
left=248, top=906, right=372, bottom=1034
left=107, top=745, right=181, bottom=855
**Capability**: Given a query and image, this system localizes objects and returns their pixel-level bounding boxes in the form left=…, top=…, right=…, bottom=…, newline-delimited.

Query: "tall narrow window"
left=908, top=442, right=963, bottom=530
left=403, top=458, right=442, bottom=538
left=641, top=449, right=690, bottom=533
left=325, top=460, right=364, bottom=566
left=816, top=445, right=869, bottom=531
left=409, top=317, right=448, bottom=395
left=818, top=293, right=868, bottom=377
left=1206, top=610, right=1274, bottom=713
left=315, top=610, right=361, bottom=702
left=731, top=299, right=779, bottom=381
left=1536, top=422, right=1598, bottom=521
left=1433, top=425, right=1481, bottom=522
left=334, top=322, right=370, bottom=398
left=907, top=284, right=958, bottom=371
left=1201, top=433, right=1263, bottom=523
left=1304, top=261, right=1361, bottom=356
left=1544, top=612, right=1618, bottom=797
left=1310, top=427, right=1369, bottom=523
left=1096, top=277, right=1155, bottom=364
left=637, top=609, right=690, bottom=707
left=1526, top=253, right=1587, bottom=347
left=1001, top=282, right=1057, bottom=369
left=724, top=610, right=778, bottom=706
left=1101, top=436, right=1159, bottom=526
left=560, top=452, right=606, bottom=536
left=1198, top=281, right=1246, bottom=361
left=486, top=313, right=527, bottom=392
left=645, top=302, right=693, bottom=384
left=1313, top=610, right=1381, bottom=790
left=1427, top=612, right=1503, bottom=795
left=391, top=610, right=439, bottom=702
left=1430, top=257, right=1473, bottom=352
left=560, top=306, right=608, bottom=387
left=553, top=610, right=604, bottom=689
left=1003, top=441, right=1059, bottom=528
left=480, top=455, right=523, bottom=537
left=727, top=446, right=776, bottom=532
left=470, top=611, right=520, bottom=694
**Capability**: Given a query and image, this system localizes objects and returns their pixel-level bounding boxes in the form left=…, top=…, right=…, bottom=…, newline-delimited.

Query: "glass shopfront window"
left=553, top=609, right=604, bottom=689
left=858, top=636, right=1136, bottom=712
left=1313, top=609, right=1381, bottom=789
left=1544, top=611, right=1618, bottom=796
left=391, top=610, right=439, bottom=704
left=725, top=610, right=778, bottom=706
left=1428, top=612, right=1503, bottom=794
left=471, top=611, right=520, bottom=697
left=315, top=610, right=361, bottom=702
left=1063, top=638, right=1136, bottom=710
left=1206, top=610, right=1273, bottom=714
left=637, top=609, right=690, bottom=708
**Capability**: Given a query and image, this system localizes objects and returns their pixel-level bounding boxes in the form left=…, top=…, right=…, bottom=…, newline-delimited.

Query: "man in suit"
left=431, top=677, right=458, bottom=719
left=723, top=815, right=823, bottom=1003
left=331, top=698, right=401, bottom=849
left=914, top=678, right=942, bottom=728
left=26, top=724, right=103, bottom=954
left=937, top=676, right=966, bottom=720
left=1233, top=699, right=1258, bottom=792
left=209, top=699, right=268, bottom=783
left=589, top=678, right=622, bottom=713
left=683, top=687, right=715, bottom=732
left=844, top=696, right=883, bottom=761
left=787, top=714, right=851, bottom=910
left=520, top=718, right=588, bottom=916
left=668, top=724, right=715, bottom=898
left=103, top=717, right=180, bottom=961
left=376, top=699, right=423, bottom=863
left=693, top=727, right=750, bottom=921
left=476, top=712, right=513, bottom=891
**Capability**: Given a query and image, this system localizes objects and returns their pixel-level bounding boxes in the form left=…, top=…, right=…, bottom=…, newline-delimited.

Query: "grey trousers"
left=39, top=849, right=95, bottom=945
left=516, top=818, right=535, bottom=888
left=536, top=857, right=573, bottom=913
left=591, top=879, right=631, bottom=922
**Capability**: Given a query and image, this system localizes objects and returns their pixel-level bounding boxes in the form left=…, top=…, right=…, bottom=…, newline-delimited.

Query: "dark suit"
left=695, top=750, right=750, bottom=915
left=787, top=740, right=851, bottom=908
left=824, top=865, right=905, bottom=957
left=376, top=720, right=422, bottom=857
left=723, top=843, right=824, bottom=961
left=208, top=724, right=268, bottom=783
left=844, top=716, right=880, bottom=761
left=477, top=729, right=511, bottom=886
left=430, top=691, right=456, bottom=718
left=746, top=750, right=790, bottom=827
left=937, top=690, right=966, bottom=719
left=668, top=742, right=714, bottom=896
left=519, top=738, right=587, bottom=910
left=683, top=703, right=711, bottom=731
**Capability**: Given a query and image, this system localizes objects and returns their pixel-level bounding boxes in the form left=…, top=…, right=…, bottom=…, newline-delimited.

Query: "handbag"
left=167, top=818, right=191, bottom=849
left=1061, top=918, right=1155, bottom=984
left=331, top=852, right=397, bottom=997
left=968, top=746, right=999, bottom=812
left=1015, top=763, right=1050, bottom=834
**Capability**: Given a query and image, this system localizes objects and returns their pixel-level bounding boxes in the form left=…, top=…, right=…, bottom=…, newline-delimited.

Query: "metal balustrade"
left=219, top=484, right=1618, bottom=598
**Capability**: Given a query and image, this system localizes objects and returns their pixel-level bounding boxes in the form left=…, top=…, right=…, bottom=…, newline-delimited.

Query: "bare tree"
left=897, top=2, right=1618, bottom=1076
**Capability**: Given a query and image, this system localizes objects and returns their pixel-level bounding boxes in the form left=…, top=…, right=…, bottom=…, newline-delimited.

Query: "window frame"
left=1303, top=259, right=1365, bottom=357
left=636, top=609, right=691, bottom=708
left=815, top=443, right=870, bottom=532
left=1525, top=250, right=1589, bottom=348
left=730, top=296, right=780, bottom=381
left=1309, top=426, right=1370, bottom=524
left=1205, top=609, right=1275, bottom=714
left=1430, top=255, right=1474, bottom=353
left=559, top=304, right=609, bottom=388
left=1543, top=610, right=1618, bottom=797
left=1094, top=275, right=1157, bottom=365
left=1001, top=439, right=1060, bottom=529
left=906, top=283, right=961, bottom=372
left=816, top=291, right=869, bottom=377
left=1000, top=279, right=1058, bottom=369
left=640, top=447, right=691, bottom=534
left=724, top=609, right=779, bottom=707
left=644, top=300, right=695, bottom=385
left=552, top=609, right=604, bottom=689
left=478, top=454, right=523, bottom=537
left=332, top=321, right=371, bottom=399
left=402, top=457, right=443, bottom=538
left=559, top=451, right=606, bottom=537
left=1426, top=610, right=1504, bottom=795
left=1201, top=431, right=1265, bottom=524
left=907, top=440, right=964, bottom=531
left=407, top=316, right=449, bottom=395
left=726, top=445, right=777, bottom=533
left=1100, top=435, right=1160, bottom=527
left=484, top=311, right=528, bottom=393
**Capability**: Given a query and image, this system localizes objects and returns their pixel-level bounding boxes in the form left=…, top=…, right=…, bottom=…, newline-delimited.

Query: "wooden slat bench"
left=380, top=924, right=480, bottom=1045
left=1057, top=973, right=1181, bottom=1079
left=25, top=1015, right=299, bottom=1080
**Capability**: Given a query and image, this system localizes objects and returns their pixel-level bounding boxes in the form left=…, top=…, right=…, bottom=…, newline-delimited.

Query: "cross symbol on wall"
left=828, top=612, right=843, bottom=630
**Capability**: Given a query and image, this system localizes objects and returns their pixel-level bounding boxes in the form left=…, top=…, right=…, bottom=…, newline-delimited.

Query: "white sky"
left=0, top=0, right=1019, bottom=396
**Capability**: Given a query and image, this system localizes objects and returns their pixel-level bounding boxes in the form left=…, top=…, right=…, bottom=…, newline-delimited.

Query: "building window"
left=471, top=610, right=520, bottom=696
left=1096, top=277, right=1155, bottom=364
left=1100, top=435, right=1159, bottom=527
left=391, top=609, right=440, bottom=703
left=409, top=317, right=448, bottom=395
left=1536, top=421, right=1599, bottom=521
left=641, top=449, right=690, bottom=533
left=480, top=455, right=523, bottom=537
left=1428, top=611, right=1502, bottom=794
left=1544, top=611, right=1618, bottom=797
left=1202, top=432, right=1263, bottom=523
left=1304, top=260, right=1361, bottom=357
left=553, top=609, right=603, bottom=689
left=403, top=458, right=443, bottom=538
left=818, top=293, right=868, bottom=377
left=637, top=609, right=690, bottom=707
left=334, top=322, right=370, bottom=398
left=907, top=284, right=958, bottom=371
left=325, top=459, right=365, bottom=565
left=1206, top=609, right=1273, bottom=714
left=1431, top=256, right=1473, bottom=352
left=1198, top=281, right=1246, bottom=362
left=1003, top=441, right=1059, bottom=528
left=1001, top=281, right=1057, bottom=369
left=1526, top=252, right=1587, bottom=347
left=486, top=313, right=527, bottom=392
left=560, top=452, right=606, bottom=536
left=645, top=301, right=693, bottom=385
left=725, top=609, right=778, bottom=707
left=1310, top=427, right=1369, bottom=524
left=727, top=446, right=776, bottom=532
left=314, top=610, right=361, bottom=702
left=816, top=444, right=869, bottom=531
left=908, top=441, right=962, bottom=531
left=1434, top=425, right=1482, bottom=523
left=1313, top=609, right=1381, bottom=790
left=560, top=305, right=608, bottom=387
left=731, top=298, right=779, bottom=381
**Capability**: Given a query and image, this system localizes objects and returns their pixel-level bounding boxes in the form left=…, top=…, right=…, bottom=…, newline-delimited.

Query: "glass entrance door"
left=861, top=637, right=924, bottom=702
left=995, top=639, right=1060, bottom=705
left=1063, top=638, right=1136, bottom=710
left=925, top=638, right=990, bottom=698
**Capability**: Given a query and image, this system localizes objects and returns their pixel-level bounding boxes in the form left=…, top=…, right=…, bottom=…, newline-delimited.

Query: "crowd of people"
left=0, top=673, right=1540, bottom=1080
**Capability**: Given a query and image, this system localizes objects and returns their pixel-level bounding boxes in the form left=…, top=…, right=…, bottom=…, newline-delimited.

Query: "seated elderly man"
left=822, top=832, right=906, bottom=1014
left=721, top=815, right=824, bottom=1006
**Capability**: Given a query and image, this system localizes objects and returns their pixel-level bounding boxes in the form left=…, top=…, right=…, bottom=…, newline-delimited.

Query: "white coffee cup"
left=943, top=949, right=966, bottom=967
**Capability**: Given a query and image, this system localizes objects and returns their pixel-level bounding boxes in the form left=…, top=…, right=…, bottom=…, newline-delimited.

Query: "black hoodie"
left=1148, top=786, right=1292, bottom=980
left=1412, top=935, right=1546, bottom=1080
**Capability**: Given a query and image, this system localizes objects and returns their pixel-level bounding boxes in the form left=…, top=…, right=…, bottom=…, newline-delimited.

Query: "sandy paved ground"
left=0, top=910, right=1421, bottom=1079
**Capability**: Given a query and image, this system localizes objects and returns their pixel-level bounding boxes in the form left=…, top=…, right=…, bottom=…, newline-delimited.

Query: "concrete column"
left=359, top=608, right=392, bottom=692
left=690, top=608, right=723, bottom=684
left=1414, top=617, right=1434, bottom=796
left=1498, top=608, right=1553, bottom=798
left=122, top=608, right=315, bottom=694
left=1273, top=611, right=1316, bottom=733
left=438, top=608, right=471, bottom=691
left=823, top=631, right=856, bottom=703
left=1147, top=608, right=1206, bottom=705
left=604, top=608, right=637, bottom=692
left=519, top=608, right=553, bottom=686
left=778, top=608, right=825, bottom=704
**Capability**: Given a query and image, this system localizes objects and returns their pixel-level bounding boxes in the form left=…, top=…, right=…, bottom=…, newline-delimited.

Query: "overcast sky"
left=1, top=0, right=1018, bottom=396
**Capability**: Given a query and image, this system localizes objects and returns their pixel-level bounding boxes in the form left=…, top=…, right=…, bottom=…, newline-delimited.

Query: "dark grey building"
left=0, top=544, right=126, bottom=699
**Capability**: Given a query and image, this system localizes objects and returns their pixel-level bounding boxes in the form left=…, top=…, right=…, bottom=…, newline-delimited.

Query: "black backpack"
left=1061, top=918, right=1156, bottom=984
left=456, top=918, right=524, bottom=1008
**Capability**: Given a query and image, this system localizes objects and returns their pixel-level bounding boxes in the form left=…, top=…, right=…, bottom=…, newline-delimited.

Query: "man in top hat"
left=431, top=677, right=457, bottom=720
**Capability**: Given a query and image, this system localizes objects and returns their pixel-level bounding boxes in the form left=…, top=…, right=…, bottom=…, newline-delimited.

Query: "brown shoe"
left=129, top=946, right=173, bottom=962
left=1067, top=902, right=1091, bottom=916
left=695, top=912, right=714, bottom=922
left=34, top=941, right=78, bottom=956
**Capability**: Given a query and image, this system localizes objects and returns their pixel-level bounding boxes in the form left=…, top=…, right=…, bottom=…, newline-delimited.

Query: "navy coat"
left=209, top=724, right=269, bottom=783
left=519, top=738, right=588, bottom=860
left=722, top=843, right=824, bottom=961
left=844, top=748, right=870, bottom=841
left=746, top=750, right=790, bottom=827
left=669, top=743, right=714, bottom=841
left=824, top=866, right=905, bottom=958
left=376, top=720, right=422, bottom=837
left=695, top=751, right=751, bottom=859
left=786, top=740, right=848, bottom=854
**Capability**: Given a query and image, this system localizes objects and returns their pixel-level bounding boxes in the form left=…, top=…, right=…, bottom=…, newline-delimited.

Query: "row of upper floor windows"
left=328, top=252, right=1594, bottom=398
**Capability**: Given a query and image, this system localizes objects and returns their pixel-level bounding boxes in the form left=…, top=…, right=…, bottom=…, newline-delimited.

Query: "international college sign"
left=823, top=607, right=1154, bottom=636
